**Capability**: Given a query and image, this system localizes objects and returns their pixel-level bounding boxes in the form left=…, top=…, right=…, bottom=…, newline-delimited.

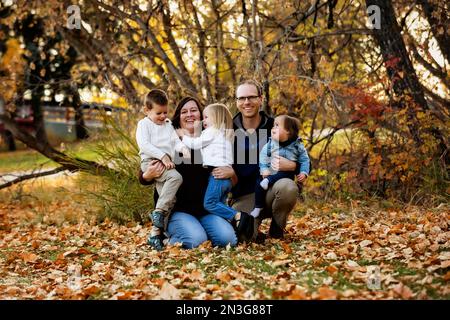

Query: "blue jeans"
left=203, top=175, right=237, bottom=220
left=167, top=211, right=237, bottom=249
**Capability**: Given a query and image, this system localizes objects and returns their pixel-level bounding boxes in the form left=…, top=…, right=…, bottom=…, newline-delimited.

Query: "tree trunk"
left=366, top=0, right=429, bottom=110
left=365, top=0, right=448, bottom=161
left=2, top=130, right=16, bottom=151
left=70, top=84, right=89, bottom=140
left=417, top=0, right=450, bottom=63
left=31, top=88, right=48, bottom=144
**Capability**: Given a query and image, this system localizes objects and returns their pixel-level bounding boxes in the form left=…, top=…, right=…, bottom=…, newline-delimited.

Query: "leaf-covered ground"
left=0, top=176, right=449, bottom=299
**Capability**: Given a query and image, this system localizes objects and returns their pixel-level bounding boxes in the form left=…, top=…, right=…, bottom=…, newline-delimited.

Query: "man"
left=228, top=79, right=302, bottom=241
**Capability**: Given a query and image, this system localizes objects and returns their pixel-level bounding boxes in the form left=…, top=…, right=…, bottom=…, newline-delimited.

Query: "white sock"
left=150, top=226, right=161, bottom=237
left=250, top=208, right=262, bottom=218
left=260, top=178, right=269, bottom=190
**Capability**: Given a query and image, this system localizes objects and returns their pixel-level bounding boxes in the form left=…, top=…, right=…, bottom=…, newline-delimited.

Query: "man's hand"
left=181, top=147, right=191, bottom=159
left=142, top=160, right=165, bottom=181
left=161, top=154, right=175, bottom=169
left=212, top=166, right=235, bottom=179
left=297, top=173, right=307, bottom=182
left=271, top=155, right=296, bottom=172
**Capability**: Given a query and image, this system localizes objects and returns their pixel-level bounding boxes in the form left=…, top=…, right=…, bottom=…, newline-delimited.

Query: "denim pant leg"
left=166, top=211, right=208, bottom=249
left=203, top=175, right=236, bottom=220
left=198, top=214, right=237, bottom=247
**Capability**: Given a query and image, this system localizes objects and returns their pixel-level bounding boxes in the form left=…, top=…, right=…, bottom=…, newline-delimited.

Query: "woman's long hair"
left=171, top=96, right=203, bottom=129
left=203, top=103, right=234, bottom=140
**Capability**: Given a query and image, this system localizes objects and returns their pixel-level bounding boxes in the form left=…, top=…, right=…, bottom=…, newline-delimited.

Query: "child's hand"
left=261, top=170, right=271, bottom=178
left=161, top=155, right=175, bottom=169
left=193, top=120, right=203, bottom=134
left=297, top=173, right=307, bottom=182
left=181, top=147, right=191, bottom=159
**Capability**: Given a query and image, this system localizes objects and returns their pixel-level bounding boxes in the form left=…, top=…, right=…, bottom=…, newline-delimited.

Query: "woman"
left=139, top=97, right=238, bottom=249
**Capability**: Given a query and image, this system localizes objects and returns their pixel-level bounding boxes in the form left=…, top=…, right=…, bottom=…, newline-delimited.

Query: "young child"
left=136, top=89, right=190, bottom=251
left=250, top=115, right=310, bottom=218
left=181, top=103, right=254, bottom=240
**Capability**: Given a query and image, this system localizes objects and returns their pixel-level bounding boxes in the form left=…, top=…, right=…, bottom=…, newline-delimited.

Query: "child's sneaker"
left=147, top=235, right=164, bottom=251
left=149, top=210, right=165, bottom=229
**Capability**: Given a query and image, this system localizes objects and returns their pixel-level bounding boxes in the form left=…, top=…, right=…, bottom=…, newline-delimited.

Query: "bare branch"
left=0, top=167, right=68, bottom=190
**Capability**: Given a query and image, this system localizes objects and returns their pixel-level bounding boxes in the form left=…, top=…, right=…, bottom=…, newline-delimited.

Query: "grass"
left=0, top=139, right=101, bottom=173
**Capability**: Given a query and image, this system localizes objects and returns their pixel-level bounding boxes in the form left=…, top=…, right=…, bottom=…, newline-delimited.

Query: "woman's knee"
left=200, top=215, right=237, bottom=248
left=167, top=212, right=208, bottom=249
left=183, top=233, right=208, bottom=249
left=213, top=229, right=237, bottom=247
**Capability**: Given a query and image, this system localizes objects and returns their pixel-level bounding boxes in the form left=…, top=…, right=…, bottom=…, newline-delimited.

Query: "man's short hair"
left=236, top=79, right=263, bottom=96
left=144, top=89, right=168, bottom=109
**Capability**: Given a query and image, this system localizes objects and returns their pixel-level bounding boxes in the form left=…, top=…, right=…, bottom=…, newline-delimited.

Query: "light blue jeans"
left=203, top=175, right=237, bottom=220
left=167, top=211, right=237, bottom=249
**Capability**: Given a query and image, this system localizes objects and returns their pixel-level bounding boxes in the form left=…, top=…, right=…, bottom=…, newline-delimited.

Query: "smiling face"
left=179, top=100, right=201, bottom=133
left=271, top=116, right=290, bottom=142
left=236, top=83, right=262, bottom=119
left=144, top=103, right=168, bottom=125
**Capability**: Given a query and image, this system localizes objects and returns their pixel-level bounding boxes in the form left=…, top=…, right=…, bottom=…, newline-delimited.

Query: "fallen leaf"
left=393, top=283, right=413, bottom=299
left=271, top=259, right=292, bottom=267
left=21, top=252, right=38, bottom=263
left=359, top=240, right=372, bottom=248
left=326, top=265, right=338, bottom=274
left=287, top=288, right=307, bottom=300
left=318, top=286, right=338, bottom=300
left=159, top=282, right=180, bottom=300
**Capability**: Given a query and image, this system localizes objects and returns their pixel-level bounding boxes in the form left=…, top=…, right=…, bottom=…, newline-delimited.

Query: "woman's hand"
left=212, top=166, right=237, bottom=185
left=271, top=155, right=296, bottom=172
left=142, top=160, right=165, bottom=181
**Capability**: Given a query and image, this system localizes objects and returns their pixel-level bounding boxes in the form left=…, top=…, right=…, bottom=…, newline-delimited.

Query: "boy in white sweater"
left=136, top=89, right=190, bottom=251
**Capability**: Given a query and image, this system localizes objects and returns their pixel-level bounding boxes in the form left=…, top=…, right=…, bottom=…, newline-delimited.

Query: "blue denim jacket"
left=259, top=137, right=310, bottom=175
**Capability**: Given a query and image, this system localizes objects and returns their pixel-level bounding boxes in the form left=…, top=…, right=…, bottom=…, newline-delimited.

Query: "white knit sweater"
left=136, top=117, right=185, bottom=161
left=182, top=127, right=233, bottom=167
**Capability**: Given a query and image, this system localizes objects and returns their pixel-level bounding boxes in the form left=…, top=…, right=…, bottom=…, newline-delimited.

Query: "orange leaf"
left=216, top=271, right=232, bottom=282
left=287, top=289, right=307, bottom=300
left=326, top=265, right=338, bottom=274
left=310, top=228, right=325, bottom=236
left=443, top=271, right=450, bottom=282
left=31, top=241, right=40, bottom=250
left=82, top=257, right=93, bottom=268
left=117, top=291, right=133, bottom=300
left=83, top=285, right=100, bottom=297
left=281, top=243, right=293, bottom=254
left=318, top=286, right=338, bottom=300
left=21, top=252, right=38, bottom=263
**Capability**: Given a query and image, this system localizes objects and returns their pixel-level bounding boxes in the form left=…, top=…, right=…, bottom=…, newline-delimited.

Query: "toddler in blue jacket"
left=250, top=115, right=310, bottom=218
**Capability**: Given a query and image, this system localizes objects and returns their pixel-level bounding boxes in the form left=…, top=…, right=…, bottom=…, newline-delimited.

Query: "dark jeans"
left=254, top=171, right=295, bottom=208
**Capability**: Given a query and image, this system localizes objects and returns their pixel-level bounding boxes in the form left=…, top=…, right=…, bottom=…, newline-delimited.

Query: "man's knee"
left=272, top=178, right=298, bottom=202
